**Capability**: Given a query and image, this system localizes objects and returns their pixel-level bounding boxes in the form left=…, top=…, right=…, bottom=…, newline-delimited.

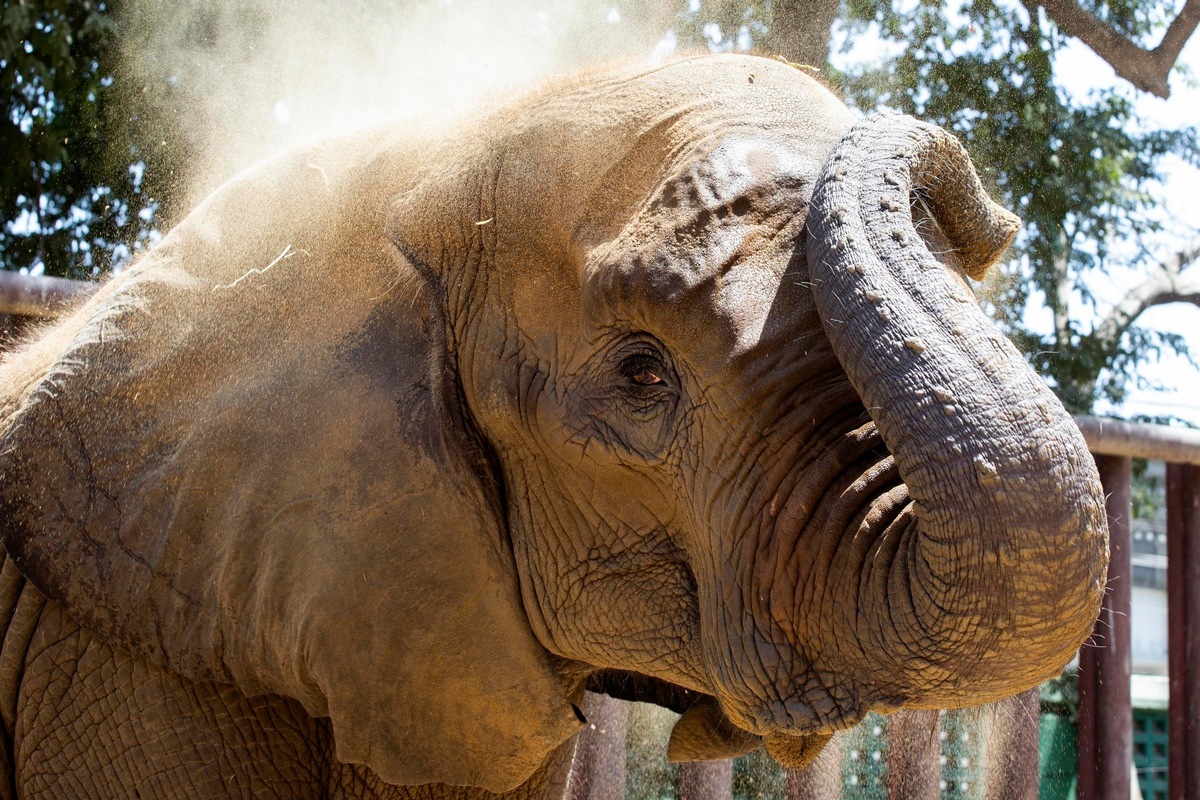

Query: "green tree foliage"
left=3, top=0, right=1197, bottom=419
left=835, top=0, right=1199, bottom=414
left=1, top=0, right=185, bottom=279
left=680, top=0, right=1199, bottom=417
left=0, top=0, right=673, bottom=279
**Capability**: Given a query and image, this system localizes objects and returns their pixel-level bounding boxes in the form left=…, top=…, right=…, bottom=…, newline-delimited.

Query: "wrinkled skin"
left=0, top=54, right=1107, bottom=797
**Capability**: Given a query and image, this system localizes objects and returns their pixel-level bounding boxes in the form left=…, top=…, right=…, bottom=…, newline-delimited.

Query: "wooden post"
left=985, top=690, right=1041, bottom=800
left=0, top=271, right=95, bottom=318
left=569, top=693, right=629, bottom=800
left=887, top=709, right=942, bottom=799
left=784, top=736, right=842, bottom=800
left=679, top=760, right=732, bottom=800
left=1168, top=463, right=1200, bottom=800
left=1078, top=454, right=1133, bottom=800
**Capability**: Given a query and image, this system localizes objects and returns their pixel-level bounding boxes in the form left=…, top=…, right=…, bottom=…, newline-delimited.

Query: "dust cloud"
left=120, top=0, right=682, bottom=207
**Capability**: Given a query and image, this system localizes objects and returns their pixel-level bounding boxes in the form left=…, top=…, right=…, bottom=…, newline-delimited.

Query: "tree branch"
left=1092, top=239, right=1200, bottom=353
left=1032, top=0, right=1200, bottom=98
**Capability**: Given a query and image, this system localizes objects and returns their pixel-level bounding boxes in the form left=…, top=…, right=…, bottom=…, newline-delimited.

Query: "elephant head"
left=0, top=54, right=1107, bottom=790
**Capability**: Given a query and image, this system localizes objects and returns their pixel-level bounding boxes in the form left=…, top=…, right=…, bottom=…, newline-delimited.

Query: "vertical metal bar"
left=1168, top=462, right=1200, bottom=800
left=679, top=760, right=732, bottom=800
left=1182, top=464, right=1200, bottom=800
left=1078, top=455, right=1133, bottom=800
left=1168, top=463, right=1184, bottom=800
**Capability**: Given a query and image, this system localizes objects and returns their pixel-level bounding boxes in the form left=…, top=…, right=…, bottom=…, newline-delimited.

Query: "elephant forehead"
left=490, top=56, right=851, bottom=249
left=644, top=136, right=818, bottom=215
left=580, top=136, right=817, bottom=357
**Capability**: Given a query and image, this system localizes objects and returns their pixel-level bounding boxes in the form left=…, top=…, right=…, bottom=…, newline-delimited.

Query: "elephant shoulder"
left=0, top=546, right=40, bottom=798
left=0, top=548, right=573, bottom=800
left=0, top=549, right=330, bottom=798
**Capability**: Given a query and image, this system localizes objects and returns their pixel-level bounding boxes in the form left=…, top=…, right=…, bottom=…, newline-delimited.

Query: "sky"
left=675, top=5, right=1200, bottom=427
left=22, top=1, right=1199, bottom=426
left=826, top=9, right=1200, bottom=428
left=1054, top=35, right=1200, bottom=427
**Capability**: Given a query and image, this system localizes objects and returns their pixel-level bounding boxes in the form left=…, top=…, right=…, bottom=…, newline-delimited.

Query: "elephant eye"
left=601, top=343, right=679, bottom=444
left=620, top=353, right=670, bottom=390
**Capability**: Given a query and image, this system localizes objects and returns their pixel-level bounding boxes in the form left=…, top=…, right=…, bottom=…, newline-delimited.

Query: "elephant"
left=0, top=53, right=1108, bottom=798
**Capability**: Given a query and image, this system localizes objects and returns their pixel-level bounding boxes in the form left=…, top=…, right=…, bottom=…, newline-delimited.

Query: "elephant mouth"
left=584, top=670, right=833, bottom=771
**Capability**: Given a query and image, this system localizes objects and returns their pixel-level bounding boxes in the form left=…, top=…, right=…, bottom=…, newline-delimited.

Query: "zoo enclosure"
left=1073, top=417, right=1200, bottom=800
left=2, top=273, right=1199, bottom=799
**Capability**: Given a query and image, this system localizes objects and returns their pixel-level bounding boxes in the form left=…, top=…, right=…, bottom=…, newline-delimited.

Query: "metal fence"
left=3, top=272, right=1199, bottom=799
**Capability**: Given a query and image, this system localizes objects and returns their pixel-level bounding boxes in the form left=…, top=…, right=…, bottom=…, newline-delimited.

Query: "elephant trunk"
left=806, top=113, right=1108, bottom=704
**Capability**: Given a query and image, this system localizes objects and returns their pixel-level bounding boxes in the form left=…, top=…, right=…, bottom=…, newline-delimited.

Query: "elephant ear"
left=0, top=143, right=582, bottom=791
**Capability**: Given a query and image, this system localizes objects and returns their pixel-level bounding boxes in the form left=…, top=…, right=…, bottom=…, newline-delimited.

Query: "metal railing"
left=3, top=273, right=1199, bottom=798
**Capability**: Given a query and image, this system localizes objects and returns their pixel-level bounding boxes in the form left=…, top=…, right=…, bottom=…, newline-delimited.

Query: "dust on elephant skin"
left=0, top=54, right=1107, bottom=798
